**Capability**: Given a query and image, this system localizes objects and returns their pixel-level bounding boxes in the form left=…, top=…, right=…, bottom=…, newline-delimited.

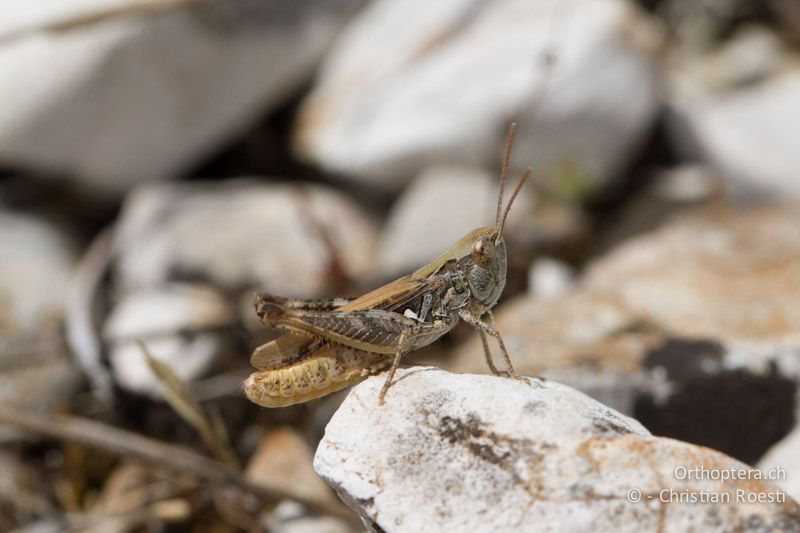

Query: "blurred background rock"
left=1, top=0, right=799, bottom=530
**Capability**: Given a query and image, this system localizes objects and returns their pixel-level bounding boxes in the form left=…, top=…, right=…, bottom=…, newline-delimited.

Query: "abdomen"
left=243, top=344, right=390, bottom=407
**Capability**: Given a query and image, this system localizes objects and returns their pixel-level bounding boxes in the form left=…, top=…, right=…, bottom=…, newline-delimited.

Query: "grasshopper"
left=244, top=123, right=532, bottom=407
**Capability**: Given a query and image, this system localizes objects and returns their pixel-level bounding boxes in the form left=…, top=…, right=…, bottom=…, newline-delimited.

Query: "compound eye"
left=471, top=237, right=495, bottom=267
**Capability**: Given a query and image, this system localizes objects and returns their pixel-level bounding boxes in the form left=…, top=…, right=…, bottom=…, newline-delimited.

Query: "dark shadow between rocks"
left=634, top=350, right=797, bottom=465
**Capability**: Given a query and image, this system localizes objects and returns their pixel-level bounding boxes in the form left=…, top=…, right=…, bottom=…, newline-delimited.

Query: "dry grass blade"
left=207, top=403, right=236, bottom=468
left=138, top=341, right=239, bottom=469
left=0, top=407, right=358, bottom=525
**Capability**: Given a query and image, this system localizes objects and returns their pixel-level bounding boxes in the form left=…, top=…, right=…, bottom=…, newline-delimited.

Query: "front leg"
left=457, top=309, right=529, bottom=383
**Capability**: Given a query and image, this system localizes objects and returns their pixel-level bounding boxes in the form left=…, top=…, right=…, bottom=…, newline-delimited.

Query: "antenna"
left=496, top=122, right=517, bottom=228
left=497, top=167, right=531, bottom=239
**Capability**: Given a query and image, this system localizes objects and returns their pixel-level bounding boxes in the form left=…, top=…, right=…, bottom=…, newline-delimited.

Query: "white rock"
left=267, top=501, right=353, bottom=533
left=651, top=164, right=721, bottom=203
left=316, top=367, right=799, bottom=531
left=0, top=211, right=76, bottom=334
left=0, top=0, right=363, bottom=195
left=669, top=26, right=787, bottom=92
left=104, top=283, right=232, bottom=396
left=104, top=284, right=231, bottom=339
left=113, top=180, right=378, bottom=297
left=527, top=257, right=575, bottom=299
left=0, top=210, right=81, bottom=415
left=759, top=426, right=800, bottom=503
left=378, top=165, right=534, bottom=275
left=296, top=0, right=662, bottom=192
left=671, top=71, right=800, bottom=199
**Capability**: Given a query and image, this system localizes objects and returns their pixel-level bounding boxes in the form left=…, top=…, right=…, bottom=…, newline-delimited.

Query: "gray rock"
left=113, top=180, right=378, bottom=298
left=295, top=0, right=662, bottom=192
left=0, top=0, right=363, bottom=195
left=451, top=206, right=800, bottom=464
left=315, top=367, right=800, bottom=532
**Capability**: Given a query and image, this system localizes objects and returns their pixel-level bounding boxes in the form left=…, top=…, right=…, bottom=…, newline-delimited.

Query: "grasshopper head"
left=466, top=228, right=507, bottom=304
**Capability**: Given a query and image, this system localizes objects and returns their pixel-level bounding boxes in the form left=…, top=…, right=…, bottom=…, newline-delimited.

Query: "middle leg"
left=379, top=328, right=415, bottom=405
left=479, top=329, right=502, bottom=376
